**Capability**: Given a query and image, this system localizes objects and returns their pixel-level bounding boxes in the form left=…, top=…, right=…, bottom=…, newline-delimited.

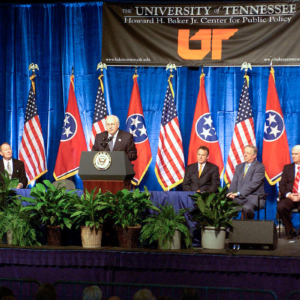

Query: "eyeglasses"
left=106, top=123, right=118, bottom=127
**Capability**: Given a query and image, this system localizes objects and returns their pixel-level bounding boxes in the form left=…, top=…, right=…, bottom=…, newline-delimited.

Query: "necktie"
left=243, top=164, right=249, bottom=178
left=108, top=136, right=114, bottom=152
left=293, top=166, right=300, bottom=193
left=6, top=161, right=12, bottom=179
left=198, top=164, right=203, bottom=178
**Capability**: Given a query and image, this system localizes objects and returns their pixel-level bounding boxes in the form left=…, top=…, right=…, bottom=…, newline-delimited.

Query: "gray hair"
left=292, top=145, right=300, bottom=152
left=244, top=145, right=257, bottom=155
left=106, top=115, right=120, bottom=124
left=83, top=286, right=102, bottom=300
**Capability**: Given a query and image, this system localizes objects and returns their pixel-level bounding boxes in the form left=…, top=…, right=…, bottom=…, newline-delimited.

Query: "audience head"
left=180, top=288, right=200, bottom=300
left=34, top=283, right=57, bottom=300
left=83, top=285, right=102, bottom=300
left=0, top=143, right=12, bottom=161
left=1, top=296, right=16, bottom=300
left=107, top=297, right=121, bottom=300
left=133, top=289, right=155, bottom=300
left=0, top=286, right=14, bottom=299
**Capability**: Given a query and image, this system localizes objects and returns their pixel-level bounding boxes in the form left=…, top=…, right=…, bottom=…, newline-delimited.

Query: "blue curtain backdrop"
left=0, top=2, right=300, bottom=222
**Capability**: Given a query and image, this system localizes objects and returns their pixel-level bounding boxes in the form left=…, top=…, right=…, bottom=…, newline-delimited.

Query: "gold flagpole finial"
left=241, top=62, right=252, bottom=75
left=166, top=63, right=177, bottom=74
left=97, top=62, right=107, bottom=74
left=29, top=63, right=39, bottom=74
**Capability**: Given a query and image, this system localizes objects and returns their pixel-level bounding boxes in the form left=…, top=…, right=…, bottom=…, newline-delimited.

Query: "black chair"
left=256, top=193, right=268, bottom=220
left=277, top=208, right=300, bottom=238
left=241, top=193, right=268, bottom=220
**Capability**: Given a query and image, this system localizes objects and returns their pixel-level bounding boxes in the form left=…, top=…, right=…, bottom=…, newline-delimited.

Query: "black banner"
left=102, top=2, right=300, bottom=66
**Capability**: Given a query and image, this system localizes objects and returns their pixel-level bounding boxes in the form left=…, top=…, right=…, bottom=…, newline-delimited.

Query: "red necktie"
left=293, top=166, right=300, bottom=193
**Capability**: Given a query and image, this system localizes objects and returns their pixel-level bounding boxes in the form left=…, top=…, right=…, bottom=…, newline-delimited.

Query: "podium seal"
left=93, top=152, right=112, bottom=171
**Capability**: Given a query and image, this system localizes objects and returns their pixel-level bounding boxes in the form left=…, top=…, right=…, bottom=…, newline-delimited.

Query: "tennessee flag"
left=53, top=75, right=87, bottom=180
left=187, top=73, right=224, bottom=175
left=125, top=75, right=152, bottom=185
left=262, top=67, right=290, bottom=185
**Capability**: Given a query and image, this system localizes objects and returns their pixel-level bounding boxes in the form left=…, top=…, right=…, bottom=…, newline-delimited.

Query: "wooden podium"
left=78, top=151, right=135, bottom=194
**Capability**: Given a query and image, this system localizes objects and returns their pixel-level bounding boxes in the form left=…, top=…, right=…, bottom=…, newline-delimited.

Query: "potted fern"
left=21, top=180, right=78, bottom=246
left=190, top=186, right=241, bottom=249
left=70, top=188, right=107, bottom=248
left=140, top=204, right=192, bottom=250
left=102, top=188, right=159, bottom=248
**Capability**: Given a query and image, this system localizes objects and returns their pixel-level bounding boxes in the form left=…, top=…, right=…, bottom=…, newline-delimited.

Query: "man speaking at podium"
left=92, top=115, right=137, bottom=162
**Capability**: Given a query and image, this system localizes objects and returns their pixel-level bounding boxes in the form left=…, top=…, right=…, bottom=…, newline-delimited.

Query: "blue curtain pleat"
left=1, top=2, right=300, bottom=222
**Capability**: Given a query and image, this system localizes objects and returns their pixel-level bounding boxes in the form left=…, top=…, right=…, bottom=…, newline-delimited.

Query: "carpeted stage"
left=1, top=238, right=300, bottom=300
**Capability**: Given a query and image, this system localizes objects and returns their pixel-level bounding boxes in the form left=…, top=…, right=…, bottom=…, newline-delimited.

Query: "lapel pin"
left=118, top=139, right=121, bottom=141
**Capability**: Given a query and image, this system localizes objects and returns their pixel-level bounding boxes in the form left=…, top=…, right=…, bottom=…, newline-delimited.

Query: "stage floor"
left=0, top=236, right=299, bottom=256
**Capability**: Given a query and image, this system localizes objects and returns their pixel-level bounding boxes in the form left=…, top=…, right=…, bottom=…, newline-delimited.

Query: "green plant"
left=21, top=180, right=79, bottom=229
left=0, top=204, right=41, bottom=246
left=140, top=204, right=192, bottom=250
left=70, top=188, right=107, bottom=229
left=0, top=171, right=20, bottom=210
left=101, top=187, right=159, bottom=228
left=190, top=186, right=242, bottom=228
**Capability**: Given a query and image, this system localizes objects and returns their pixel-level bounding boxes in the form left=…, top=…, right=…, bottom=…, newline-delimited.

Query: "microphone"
left=100, top=137, right=107, bottom=147
left=101, top=136, right=113, bottom=149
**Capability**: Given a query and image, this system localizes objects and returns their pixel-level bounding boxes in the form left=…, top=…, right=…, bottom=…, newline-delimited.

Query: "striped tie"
left=198, top=164, right=203, bottom=178
left=243, top=164, right=249, bottom=178
left=293, top=166, right=300, bottom=193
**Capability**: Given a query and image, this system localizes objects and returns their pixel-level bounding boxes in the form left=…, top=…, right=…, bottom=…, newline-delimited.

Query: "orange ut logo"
left=178, top=29, right=238, bottom=60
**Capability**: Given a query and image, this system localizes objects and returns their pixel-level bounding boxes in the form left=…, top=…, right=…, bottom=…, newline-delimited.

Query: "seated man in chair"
left=227, top=145, right=265, bottom=219
left=277, top=145, right=300, bottom=239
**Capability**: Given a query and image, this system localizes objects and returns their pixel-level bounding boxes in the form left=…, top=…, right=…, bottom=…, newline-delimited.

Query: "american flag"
left=19, top=74, right=47, bottom=185
left=88, top=75, right=108, bottom=150
left=224, top=75, right=256, bottom=184
left=155, top=75, right=185, bottom=191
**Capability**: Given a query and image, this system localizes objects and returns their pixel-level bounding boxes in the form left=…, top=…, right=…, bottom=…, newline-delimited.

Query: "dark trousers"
left=277, top=198, right=300, bottom=234
left=234, top=197, right=265, bottom=220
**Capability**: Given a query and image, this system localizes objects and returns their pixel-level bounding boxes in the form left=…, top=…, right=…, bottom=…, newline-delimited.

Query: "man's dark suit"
left=92, top=130, right=137, bottom=161
left=0, top=158, right=28, bottom=187
left=182, top=162, right=220, bottom=192
left=277, top=163, right=299, bottom=234
left=228, top=160, right=265, bottom=219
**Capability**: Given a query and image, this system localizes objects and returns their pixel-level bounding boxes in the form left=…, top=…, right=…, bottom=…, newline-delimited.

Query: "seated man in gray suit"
left=227, top=145, right=265, bottom=219
left=182, top=146, right=220, bottom=192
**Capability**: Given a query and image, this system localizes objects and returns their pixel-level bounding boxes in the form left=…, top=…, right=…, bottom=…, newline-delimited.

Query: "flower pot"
left=201, top=226, right=226, bottom=249
left=158, top=230, right=181, bottom=250
left=116, top=225, right=141, bottom=248
left=6, top=229, right=13, bottom=245
left=81, top=225, right=103, bottom=248
left=47, top=226, right=62, bottom=246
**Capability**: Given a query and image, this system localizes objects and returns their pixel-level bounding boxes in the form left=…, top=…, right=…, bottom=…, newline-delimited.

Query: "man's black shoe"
left=286, top=230, right=297, bottom=239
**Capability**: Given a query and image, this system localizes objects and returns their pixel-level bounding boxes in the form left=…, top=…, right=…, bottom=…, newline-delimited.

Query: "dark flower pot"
left=116, top=225, right=141, bottom=248
left=47, top=226, right=62, bottom=246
